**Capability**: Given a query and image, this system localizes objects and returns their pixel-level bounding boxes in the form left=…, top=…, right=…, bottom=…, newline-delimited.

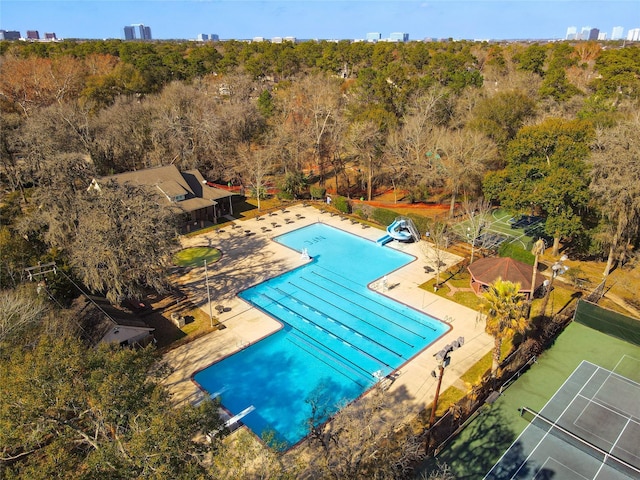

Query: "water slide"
left=377, top=217, right=421, bottom=245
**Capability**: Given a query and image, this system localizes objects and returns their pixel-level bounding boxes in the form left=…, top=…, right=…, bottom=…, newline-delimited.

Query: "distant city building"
left=283, top=36, right=296, bottom=42
left=0, top=30, right=21, bottom=40
left=389, top=32, right=409, bottom=42
left=44, top=32, right=57, bottom=40
left=598, top=32, right=607, bottom=40
left=565, top=26, right=577, bottom=40
left=611, top=26, right=624, bottom=40
left=579, top=26, right=591, bottom=40
left=366, top=32, right=381, bottom=42
left=124, top=24, right=152, bottom=40
left=196, top=33, right=219, bottom=41
left=588, top=28, right=599, bottom=40
left=628, top=28, right=640, bottom=41
left=26, top=30, right=40, bottom=40
left=252, top=36, right=265, bottom=42
left=272, top=36, right=283, bottom=43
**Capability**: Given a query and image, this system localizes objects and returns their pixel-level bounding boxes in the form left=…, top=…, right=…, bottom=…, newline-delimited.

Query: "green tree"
left=279, top=170, right=307, bottom=199
left=469, top=90, right=537, bottom=152
left=0, top=334, right=223, bottom=478
left=483, top=118, right=593, bottom=255
left=257, top=89, right=275, bottom=118
left=513, top=44, right=547, bottom=76
left=481, top=279, right=529, bottom=374
left=538, top=66, right=580, bottom=101
left=591, top=46, right=640, bottom=100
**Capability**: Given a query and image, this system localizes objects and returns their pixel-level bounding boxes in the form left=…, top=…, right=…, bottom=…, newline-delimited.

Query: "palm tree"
left=481, top=279, right=529, bottom=374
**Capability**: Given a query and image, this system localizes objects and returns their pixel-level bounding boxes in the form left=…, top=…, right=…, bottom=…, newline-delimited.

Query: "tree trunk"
left=530, top=254, right=540, bottom=301
left=492, top=337, right=502, bottom=374
left=551, top=235, right=561, bottom=256
left=367, top=157, right=373, bottom=201
left=449, top=191, right=457, bottom=218
left=603, top=243, right=615, bottom=278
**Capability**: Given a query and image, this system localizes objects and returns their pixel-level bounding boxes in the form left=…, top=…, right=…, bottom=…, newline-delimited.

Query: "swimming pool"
left=193, top=223, right=448, bottom=448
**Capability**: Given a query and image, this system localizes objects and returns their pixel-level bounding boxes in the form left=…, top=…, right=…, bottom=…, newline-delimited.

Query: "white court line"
left=510, top=366, right=603, bottom=480
left=613, top=354, right=640, bottom=387
left=483, top=360, right=596, bottom=479
left=536, top=457, right=590, bottom=480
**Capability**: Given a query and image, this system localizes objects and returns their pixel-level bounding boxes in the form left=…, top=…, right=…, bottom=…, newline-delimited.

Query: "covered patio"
left=467, top=257, right=544, bottom=299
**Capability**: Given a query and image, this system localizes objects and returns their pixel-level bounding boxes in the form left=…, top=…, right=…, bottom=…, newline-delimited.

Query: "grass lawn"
left=156, top=306, right=220, bottom=353
left=172, top=247, right=221, bottom=267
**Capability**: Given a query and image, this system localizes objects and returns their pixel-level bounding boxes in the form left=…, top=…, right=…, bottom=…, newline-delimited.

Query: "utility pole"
left=426, top=337, right=464, bottom=455
left=539, top=255, right=569, bottom=318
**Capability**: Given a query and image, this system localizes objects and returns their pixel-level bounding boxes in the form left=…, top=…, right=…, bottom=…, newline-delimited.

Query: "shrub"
left=353, top=208, right=368, bottom=220
left=407, top=213, right=429, bottom=235
left=310, top=185, right=326, bottom=200
left=371, top=208, right=397, bottom=226
left=277, top=191, right=294, bottom=201
left=333, top=195, right=350, bottom=214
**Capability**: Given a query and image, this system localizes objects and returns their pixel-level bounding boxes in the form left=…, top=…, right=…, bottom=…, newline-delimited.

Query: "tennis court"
left=485, top=357, right=640, bottom=479
left=452, top=209, right=544, bottom=251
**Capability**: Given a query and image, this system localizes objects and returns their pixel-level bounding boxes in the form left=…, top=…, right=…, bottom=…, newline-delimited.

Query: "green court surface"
left=452, top=208, right=543, bottom=251
left=423, top=320, right=640, bottom=479
left=172, top=247, right=221, bottom=267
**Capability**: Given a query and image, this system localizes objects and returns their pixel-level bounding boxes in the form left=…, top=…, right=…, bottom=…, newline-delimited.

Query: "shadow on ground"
left=419, top=405, right=523, bottom=479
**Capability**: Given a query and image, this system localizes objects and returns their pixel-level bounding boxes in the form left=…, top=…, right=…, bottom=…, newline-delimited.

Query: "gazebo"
left=467, top=257, right=545, bottom=299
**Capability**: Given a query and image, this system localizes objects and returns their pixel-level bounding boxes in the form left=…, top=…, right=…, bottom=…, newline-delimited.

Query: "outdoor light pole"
left=204, top=259, right=214, bottom=328
left=539, top=255, right=569, bottom=317
left=426, top=337, right=464, bottom=455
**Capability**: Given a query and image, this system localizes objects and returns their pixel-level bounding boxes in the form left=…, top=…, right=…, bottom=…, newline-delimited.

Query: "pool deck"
left=161, top=204, right=494, bottom=434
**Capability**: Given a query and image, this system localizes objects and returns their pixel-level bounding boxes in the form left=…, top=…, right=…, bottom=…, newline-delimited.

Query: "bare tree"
left=461, top=197, right=492, bottom=264
left=0, top=286, right=48, bottom=344
left=347, top=120, right=385, bottom=201
left=421, top=220, right=450, bottom=288
left=304, top=384, right=425, bottom=479
left=25, top=177, right=178, bottom=303
left=71, top=181, right=179, bottom=302
left=236, top=144, right=275, bottom=211
left=210, top=429, right=299, bottom=479
left=385, top=89, right=449, bottom=200
left=432, top=127, right=497, bottom=218
left=589, top=114, right=640, bottom=278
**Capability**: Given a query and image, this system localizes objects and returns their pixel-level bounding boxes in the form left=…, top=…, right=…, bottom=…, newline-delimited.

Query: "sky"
left=1, top=0, right=639, bottom=41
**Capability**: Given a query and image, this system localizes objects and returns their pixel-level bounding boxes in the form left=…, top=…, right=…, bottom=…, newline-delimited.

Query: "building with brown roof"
left=467, top=257, right=545, bottom=299
left=89, top=165, right=237, bottom=232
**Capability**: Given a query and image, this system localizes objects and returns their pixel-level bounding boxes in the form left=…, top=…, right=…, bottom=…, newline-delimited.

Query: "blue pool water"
left=194, top=223, right=447, bottom=448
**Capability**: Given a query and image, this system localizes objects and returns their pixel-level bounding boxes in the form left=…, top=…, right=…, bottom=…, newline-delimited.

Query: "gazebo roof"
left=467, top=257, right=545, bottom=293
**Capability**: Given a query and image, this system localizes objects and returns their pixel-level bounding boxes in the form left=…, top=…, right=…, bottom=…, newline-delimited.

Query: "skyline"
left=1, top=1, right=639, bottom=41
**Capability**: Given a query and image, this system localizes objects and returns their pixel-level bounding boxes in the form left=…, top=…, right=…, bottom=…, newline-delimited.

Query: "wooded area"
left=1, top=38, right=639, bottom=479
